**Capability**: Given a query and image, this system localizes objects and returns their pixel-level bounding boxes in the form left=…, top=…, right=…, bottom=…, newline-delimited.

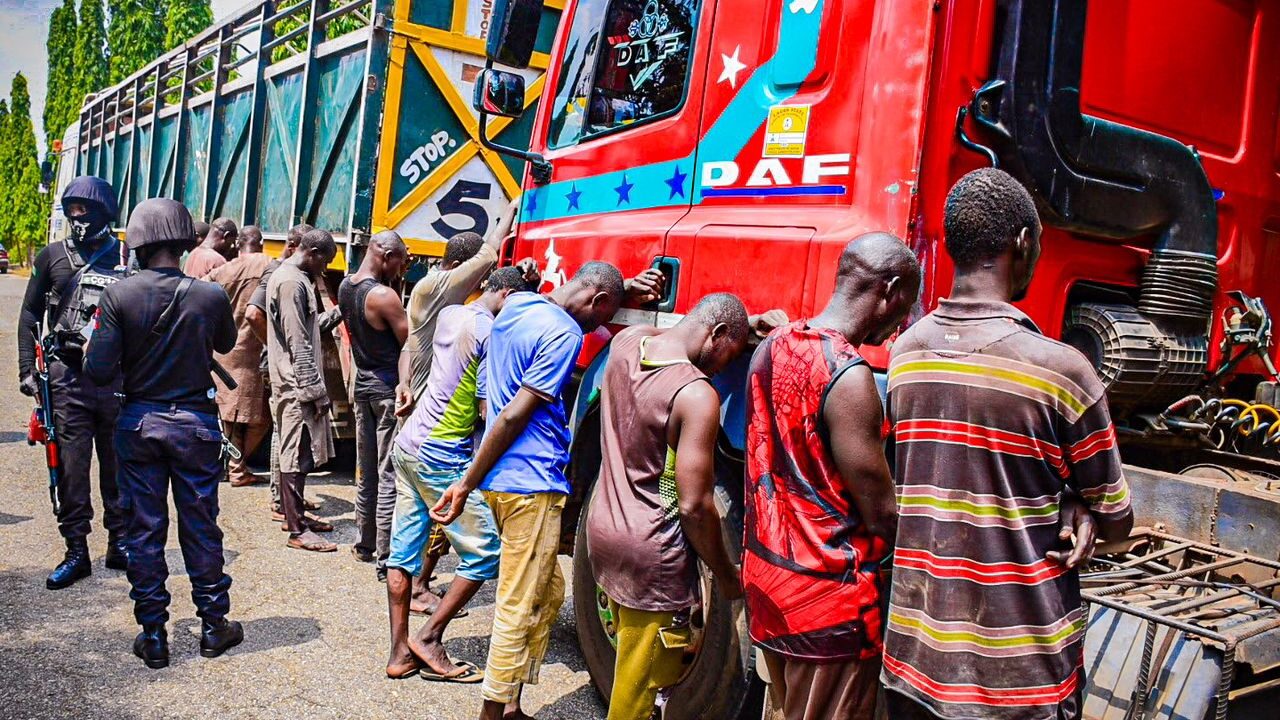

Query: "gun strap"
left=122, top=276, right=194, bottom=372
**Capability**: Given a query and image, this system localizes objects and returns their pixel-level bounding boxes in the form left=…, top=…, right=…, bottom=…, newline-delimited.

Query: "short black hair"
left=571, top=261, right=625, bottom=300
left=836, top=232, right=921, bottom=291
left=943, top=168, right=1040, bottom=266
left=300, top=228, right=337, bottom=256
left=193, top=221, right=210, bottom=240
left=211, top=217, right=238, bottom=237
left=371, top=230, right=407, bottom=254
left=443, top=232, right=485, bottom=267
left=686, top=292, right=749, bottom=342
left=485, top=266, right=531, bottom=293
left=240, top=225, right=263, bottom=245
left=287, top=223, right=314, bottom=246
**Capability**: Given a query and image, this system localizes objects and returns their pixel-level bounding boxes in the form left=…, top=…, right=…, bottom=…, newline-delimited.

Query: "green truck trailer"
left=52, top=0, right=564, bottom=269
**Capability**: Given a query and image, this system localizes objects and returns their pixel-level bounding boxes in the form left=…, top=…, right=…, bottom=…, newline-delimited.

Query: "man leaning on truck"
left=744, top=233, right=920, bottom=720
left=430, top=261, right=662, bottom=720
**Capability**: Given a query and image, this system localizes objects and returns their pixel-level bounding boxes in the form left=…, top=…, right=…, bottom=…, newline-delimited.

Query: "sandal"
left=421, top=660, right=483, bottom=684
left=287, top=532, right=337, bottom=553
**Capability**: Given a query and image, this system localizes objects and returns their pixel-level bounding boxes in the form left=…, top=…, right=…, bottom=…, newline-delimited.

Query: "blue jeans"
left=387, top=445, right=500, bottom=581
left=114, top=402, right=232, bottom=627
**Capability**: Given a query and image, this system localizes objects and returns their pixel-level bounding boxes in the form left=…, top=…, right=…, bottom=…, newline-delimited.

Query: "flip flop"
left=287, top=535, right=338, bottom=552
left=409, top=606, right=469, bottom=619
left=421, top=660, right=483, bottom=684
left=386, top=661, right=424, bottom=680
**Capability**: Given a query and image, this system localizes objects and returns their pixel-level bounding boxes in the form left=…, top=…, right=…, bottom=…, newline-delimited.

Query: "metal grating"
left=1083, top=529, right=1280, bottom=720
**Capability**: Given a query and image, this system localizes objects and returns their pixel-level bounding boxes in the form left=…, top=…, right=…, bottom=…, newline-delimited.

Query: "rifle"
left=26, top=330, right=61, bottom=515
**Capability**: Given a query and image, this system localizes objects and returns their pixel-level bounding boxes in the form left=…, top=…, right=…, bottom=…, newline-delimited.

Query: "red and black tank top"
left=743, top=321, right=888, bottom=662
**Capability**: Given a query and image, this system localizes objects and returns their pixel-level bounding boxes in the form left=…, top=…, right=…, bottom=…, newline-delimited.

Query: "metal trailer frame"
left=1083, top=530, right=1280, bottom=720
left=75, top=0, right=387, bottom=268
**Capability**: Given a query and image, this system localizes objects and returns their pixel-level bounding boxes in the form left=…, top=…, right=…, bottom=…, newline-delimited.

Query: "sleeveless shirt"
left=586, top=326, right=709, bottom=612
left=743, top=321, right=888, bottom=662
left=338, top=277, right=401, bottom=401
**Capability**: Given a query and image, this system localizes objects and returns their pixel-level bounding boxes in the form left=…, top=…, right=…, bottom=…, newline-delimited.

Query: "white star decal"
left=718, top=46, right=747, bottom=89
left=789, top=0, right=819, bottom=13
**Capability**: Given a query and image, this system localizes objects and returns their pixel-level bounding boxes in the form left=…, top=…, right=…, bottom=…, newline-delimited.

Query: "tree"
left=75, top=0, right=110, bottom=115
left=44, top=0, right=79, bottom=150
left=4, top=75, right=48, bottom=265
left=164, top=0, right=213, bottom=50
left=108, top=0, right=166, bottom=83
left=0, top=99, right=11, bottom=249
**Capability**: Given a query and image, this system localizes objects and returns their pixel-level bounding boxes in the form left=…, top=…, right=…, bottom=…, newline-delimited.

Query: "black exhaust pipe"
left=970, top=0, right=1219, bottom=409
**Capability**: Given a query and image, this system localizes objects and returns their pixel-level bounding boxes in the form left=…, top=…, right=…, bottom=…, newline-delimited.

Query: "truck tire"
left=572, top=494, right=755, bottom=720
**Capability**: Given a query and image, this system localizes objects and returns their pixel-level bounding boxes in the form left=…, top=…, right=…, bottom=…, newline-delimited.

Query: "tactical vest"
left=48, top=241, right=127, bottom=365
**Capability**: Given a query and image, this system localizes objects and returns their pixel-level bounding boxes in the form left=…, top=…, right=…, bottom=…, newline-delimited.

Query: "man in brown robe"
left=204, top=227, right=273, bottom=487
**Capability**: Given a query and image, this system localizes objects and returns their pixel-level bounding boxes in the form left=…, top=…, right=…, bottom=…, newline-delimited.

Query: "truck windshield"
left=547, top=0, right=700, bottom=149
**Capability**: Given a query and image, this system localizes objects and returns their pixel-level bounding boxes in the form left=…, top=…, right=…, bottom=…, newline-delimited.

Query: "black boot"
left=200, top=618, right=244, bottom=658
left=46, top=537, right=91, bottom=590
left=104, top=535, right=129, bottom=571
left=133, top=625, right=169, bottom=669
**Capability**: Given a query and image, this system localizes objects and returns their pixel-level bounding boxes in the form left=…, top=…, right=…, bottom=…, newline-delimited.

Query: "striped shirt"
left=883, top=299, right=1131, bottom=720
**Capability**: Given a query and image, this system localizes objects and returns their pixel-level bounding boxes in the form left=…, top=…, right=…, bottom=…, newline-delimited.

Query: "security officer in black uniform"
left=84, top=198, right=244, bottom=669
left=17, top=176, right=128, bottom=589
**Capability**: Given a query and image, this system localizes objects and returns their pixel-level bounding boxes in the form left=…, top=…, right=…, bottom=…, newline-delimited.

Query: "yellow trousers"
left=607, top=601, right=691, bottom=720
left=481, top=490, right=566, bottom=704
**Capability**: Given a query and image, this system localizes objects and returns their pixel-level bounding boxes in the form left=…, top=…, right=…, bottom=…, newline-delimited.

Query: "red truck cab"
left=475, top=0, right=1280, bottom=716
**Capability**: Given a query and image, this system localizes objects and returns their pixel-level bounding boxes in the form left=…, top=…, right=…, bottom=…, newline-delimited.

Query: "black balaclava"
left=61, top=176, right=120, bottom=250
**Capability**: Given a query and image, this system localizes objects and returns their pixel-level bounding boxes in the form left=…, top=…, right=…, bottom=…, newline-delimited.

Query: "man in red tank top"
left=744, top=233, right=921, bottom=720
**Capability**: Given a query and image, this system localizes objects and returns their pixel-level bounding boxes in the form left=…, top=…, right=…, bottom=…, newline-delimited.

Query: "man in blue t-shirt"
left=432, top=261, right=660, bottom=720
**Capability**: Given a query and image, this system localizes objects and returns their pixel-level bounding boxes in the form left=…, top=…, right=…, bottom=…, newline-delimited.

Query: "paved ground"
left=0, top=273, right=605, bottom=720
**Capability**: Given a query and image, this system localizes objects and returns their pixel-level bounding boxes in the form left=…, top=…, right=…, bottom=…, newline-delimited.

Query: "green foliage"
left=0, top=100, right=11, bottom=247
left=1, top=76, right=49, bottom=264
left=44, top=0, right=79, bottom=149
left=271, top=0, right=369, bottom=64
left=164, top=0, right=213, bottom=50
left=108, top=0, right=166, bottom=83
left=75, top=0, right=110, bottom=112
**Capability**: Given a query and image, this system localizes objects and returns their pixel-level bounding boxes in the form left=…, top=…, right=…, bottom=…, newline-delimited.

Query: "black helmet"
left=126, top=198, right=196, bottom=252
left=62, top=176, right=119, bottom=221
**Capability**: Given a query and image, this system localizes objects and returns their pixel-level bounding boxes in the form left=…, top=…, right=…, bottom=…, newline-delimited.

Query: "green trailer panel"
left=257, top=69, right=304, bottom=233
left=70, top=0, right=566, bottom=266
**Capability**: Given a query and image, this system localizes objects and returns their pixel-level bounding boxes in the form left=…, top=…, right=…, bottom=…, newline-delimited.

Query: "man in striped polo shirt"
left=883, top=168, right=1134, bottom=720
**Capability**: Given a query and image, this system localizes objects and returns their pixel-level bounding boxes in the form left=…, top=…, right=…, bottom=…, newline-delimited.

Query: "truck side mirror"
left=473, top=69, right=526, bottom=119
left=40, top=160, right=54, bottom=186
left=486, top=0, right=543, bottom=69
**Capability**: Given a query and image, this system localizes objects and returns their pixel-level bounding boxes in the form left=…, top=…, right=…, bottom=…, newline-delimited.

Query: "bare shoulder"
left=674, top=379, right=720, bottom=419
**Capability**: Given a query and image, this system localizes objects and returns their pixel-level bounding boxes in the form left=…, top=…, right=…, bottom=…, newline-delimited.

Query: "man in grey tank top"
left=338, top=231, right=409, bottom=579
left=585, top=294, right=775, bottom=720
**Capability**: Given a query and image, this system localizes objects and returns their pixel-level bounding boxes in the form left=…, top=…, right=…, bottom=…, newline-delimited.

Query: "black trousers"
left=115, top=402, right=232, bottom=627
left=49, top=361, right=123, bottom=541
left=281, top=426, right=315, bottom=536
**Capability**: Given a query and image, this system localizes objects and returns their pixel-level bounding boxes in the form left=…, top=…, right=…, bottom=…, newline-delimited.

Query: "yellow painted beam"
left=392, top=23, right=550, bottom=70
left=371, top=33, right=410, bottom=229
left=451, top=0, right=468, bottom=33
left=405, top=237, right=448, bottom=259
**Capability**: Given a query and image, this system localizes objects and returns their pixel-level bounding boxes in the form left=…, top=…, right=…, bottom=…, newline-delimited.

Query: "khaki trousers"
left=481, top=490, right=566, bottom=704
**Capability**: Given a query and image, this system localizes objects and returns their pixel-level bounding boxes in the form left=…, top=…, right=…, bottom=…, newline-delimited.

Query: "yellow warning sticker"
left=763, top=105, right=811, bottom=158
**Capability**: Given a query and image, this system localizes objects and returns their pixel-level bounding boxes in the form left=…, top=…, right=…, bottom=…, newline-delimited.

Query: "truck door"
left=519, top=0, right=716, bottom=312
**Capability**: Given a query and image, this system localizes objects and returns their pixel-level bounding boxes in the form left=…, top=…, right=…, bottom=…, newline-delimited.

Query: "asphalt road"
left=0, top=272, right=605, bottom=720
